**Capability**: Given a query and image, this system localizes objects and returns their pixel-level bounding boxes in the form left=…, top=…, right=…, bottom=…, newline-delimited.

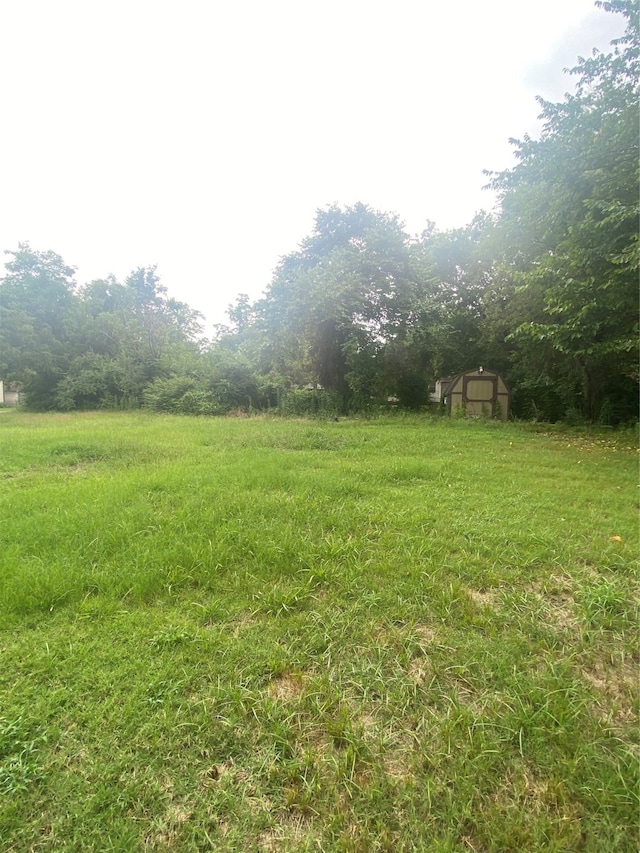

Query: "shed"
left=429, top=377, right=453, bottom=404
left=446, top=367, right=510, bottom=421
left=0, top=380, right=21, bottom=407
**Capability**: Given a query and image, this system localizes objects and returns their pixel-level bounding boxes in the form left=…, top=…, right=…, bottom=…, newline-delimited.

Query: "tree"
left=64, top=267, right=204, bottom=409
left=0, top=246, right=205, bottom=410
left=0, top=244, right=78, bottom=408
left=257, top=203, right=425, bottom=410
left=487, top=0, right=639, bottom=421
left=413, top=214, right=501, bottom=381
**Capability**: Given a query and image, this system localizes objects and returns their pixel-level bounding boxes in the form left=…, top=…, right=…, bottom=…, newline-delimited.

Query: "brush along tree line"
left=1, top=1, right=637, bottom=423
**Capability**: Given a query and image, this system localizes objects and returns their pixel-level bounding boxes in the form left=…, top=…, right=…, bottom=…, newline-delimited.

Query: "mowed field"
left=0, top=411, right=637, bottom=852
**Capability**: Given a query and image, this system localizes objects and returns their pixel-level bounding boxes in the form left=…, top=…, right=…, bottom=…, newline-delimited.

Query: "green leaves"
left=487, top=1, right=639, bottom=421
left=257, top=203, right=423, bottom=410
left=0, top=248, right=205, bottom=411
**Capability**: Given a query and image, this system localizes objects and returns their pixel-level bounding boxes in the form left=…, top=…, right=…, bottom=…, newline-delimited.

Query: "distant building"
left=429, top=377, right=453, bottom=404
left=445, top=367, right=510, bottom=421
left=0, top=380, right=21, bottom=407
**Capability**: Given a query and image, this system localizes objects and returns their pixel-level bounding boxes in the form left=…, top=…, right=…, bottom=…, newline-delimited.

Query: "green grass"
left=0, top=411, right=637, bottom=851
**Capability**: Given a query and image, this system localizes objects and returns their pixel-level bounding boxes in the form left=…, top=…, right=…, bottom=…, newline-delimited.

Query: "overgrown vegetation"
left=1, top=1, right=638, bottom=423
left=0, top=411, right=637, bottom=851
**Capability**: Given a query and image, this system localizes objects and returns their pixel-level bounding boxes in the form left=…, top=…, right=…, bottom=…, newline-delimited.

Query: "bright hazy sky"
left=0, top=0, right=624, bottom=332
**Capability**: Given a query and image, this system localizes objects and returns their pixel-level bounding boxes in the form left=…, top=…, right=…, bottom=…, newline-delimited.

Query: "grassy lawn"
left=0, top=411, right=637, bottom=852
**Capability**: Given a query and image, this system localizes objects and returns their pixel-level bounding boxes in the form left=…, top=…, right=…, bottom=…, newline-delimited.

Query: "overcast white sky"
left=0, top=0, right=625, bottom=332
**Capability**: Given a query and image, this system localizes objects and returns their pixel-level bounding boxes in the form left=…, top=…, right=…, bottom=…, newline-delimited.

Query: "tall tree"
left=487, top=0, right=639, bottom=420
left=258, top=203, right=424, bottom=409
left=414, top=214, right=499, bottom=380
left=0, top=244, right=78, bottom=408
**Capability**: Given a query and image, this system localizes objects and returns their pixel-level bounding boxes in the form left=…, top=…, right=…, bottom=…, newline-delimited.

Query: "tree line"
left=1, top=0, right=637, bottom=424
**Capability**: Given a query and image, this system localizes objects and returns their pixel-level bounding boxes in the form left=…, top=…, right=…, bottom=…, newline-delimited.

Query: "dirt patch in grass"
left=544, top=592, right=579, bottom=630
left=409, top=657, right=433, bottom=687
left=201, top=761, right=273, bottom=816
left=492, top=764, right=582, bottom=818
left=358, top=711, right=379, bottom=737
left=467, top=588, right=500, bottom=609
left=523, top=577, right=581, bottom=631
left=379, top=732, right=417, bottom=784
left=475, top=764, right=584, bottom=850
left=257, top=828, right=284, bottom=852
left=576, top=562, right=601, bottom=580
left=459, top=834, right=488, bottom=852
left=452, top=683, right=478, bottom=708
left=257, top=817, right=313, bottom=852
left=413, top=623, right=439, bottom=644
left=201, top=760, right=237, bottom=786
left=382, top=752, right=414, bottom=783
left=144, top=803, right=192, bottom=849
left=231, top=614, right=261, bottom=636
left=204, top=762, right=273, bottom=815
left=267, top=673, right=305, bottom=702
left=582, top=657, right=638, bottom=725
